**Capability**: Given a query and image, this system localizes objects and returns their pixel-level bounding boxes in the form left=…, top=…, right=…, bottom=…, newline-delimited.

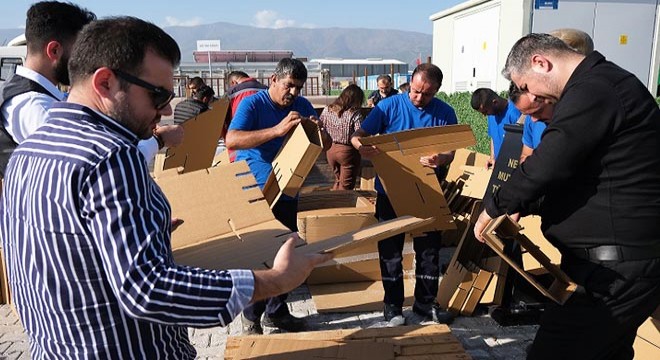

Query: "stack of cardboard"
left=225, top=325, right=471, bottom=360
left=634, top=306, right=660, bottom=359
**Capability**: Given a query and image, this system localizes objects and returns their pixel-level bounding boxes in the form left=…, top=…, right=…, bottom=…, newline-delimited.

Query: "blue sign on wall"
left=535, top=0, right=559, bottom=9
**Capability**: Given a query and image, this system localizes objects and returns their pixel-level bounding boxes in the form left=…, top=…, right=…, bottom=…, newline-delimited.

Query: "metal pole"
left=208, top=50, right=212, bottom=78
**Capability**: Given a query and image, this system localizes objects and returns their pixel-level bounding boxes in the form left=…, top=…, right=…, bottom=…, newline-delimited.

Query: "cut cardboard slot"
left=518, top=215, right=561, bottom=275
left=263, top=119, right=323, bottom=207
left=156, top=161, right=432, bottom=269
left=307, top=251, right=413, bottom=285
left=359, top=125, right=476, bottom=233
left=225, top=325, right=470, bottom=360
left=161, top=98, right=229, bottom=174
left=480, top=215, right=577, bottom=304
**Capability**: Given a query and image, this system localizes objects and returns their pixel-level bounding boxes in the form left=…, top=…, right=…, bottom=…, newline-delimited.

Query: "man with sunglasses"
left=226, top=58, right=331, bottom=335
left=0, top=1, right=182, bottom=178
left=0, top=17, right=332, bottom=359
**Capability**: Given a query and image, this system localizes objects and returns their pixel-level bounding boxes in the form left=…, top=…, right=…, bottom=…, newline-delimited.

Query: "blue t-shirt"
left=522, top=115, right=547, bottom=149
left=360, top=94, right=458, bottom=194
left=487, top=100, right=521, bottom=159
left=229, top=90, right=316, bottom=190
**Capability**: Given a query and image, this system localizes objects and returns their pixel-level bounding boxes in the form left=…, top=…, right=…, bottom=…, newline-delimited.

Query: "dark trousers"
left=326, top=143, right=361, bottom=190
left=528, top=256, right=660, bottom=360
left=375, top=193, right=441, bottom=308
left=243, top=199, right=299, bottom=321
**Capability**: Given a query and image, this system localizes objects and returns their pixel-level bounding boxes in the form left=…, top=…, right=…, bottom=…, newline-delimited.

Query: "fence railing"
left=174, top=75, right=322, bottom=98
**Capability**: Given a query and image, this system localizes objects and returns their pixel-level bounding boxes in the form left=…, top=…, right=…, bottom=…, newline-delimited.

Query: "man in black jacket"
left=474, top=33, right=660, bottom=359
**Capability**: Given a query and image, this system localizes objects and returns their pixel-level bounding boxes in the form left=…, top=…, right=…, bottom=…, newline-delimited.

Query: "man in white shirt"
left=0, top=1, right=182, bottom=177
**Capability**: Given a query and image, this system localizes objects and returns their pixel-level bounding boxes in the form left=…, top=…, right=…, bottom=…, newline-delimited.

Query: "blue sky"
left=0, top=0, right=466, bottom=34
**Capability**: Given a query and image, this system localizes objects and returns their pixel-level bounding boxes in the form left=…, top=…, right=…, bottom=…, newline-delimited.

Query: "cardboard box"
left=359, top=125, right=476, bottom=233
left=156, top=161, right=433, bottom=270
left=263, top=120, right=323, bottom=206
left=357, top=160, right=375, bottom=191
left=161, top=98, right=230, bottom=174
left=480, top=215, right=577, bottom=304
left=225, top=325, right=469, bottom=360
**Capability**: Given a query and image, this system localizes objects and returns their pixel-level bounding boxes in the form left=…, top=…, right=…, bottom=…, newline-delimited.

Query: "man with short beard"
left=0, top=1, right=182, bottom=177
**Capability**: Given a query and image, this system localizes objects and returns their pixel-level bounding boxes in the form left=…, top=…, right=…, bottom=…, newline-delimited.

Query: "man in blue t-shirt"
left=350, top=63, right=457, bottom=327
left=471, top=88, right=522, bottom=168
left=226, top=58, right=330, bottom=335
left=508, top=81, right=553, bottom=163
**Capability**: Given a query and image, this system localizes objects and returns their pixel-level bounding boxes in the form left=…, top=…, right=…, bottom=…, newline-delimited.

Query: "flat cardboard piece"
left=308, top=245, right=413, bottom=285
left=162, top=98, right=229, bottom=174
left=459, top=165, right=492, bottom=200
left=446, top=148, right=490, bottom=184
left=636, top=311, right=660, bottom=348
left=358, top=160, right=376, bottom=191
left=360, top=125, right=476, bottom=232
left=226, top=325, right=469, bottom=360
left=226, top=338, right=394, bottom=360
left=309, top=279, right=415, bottom=313
left=633, top=336, right=660, bottom=359
left=518, top=215, right=561, bottom=275
left=263, top=120, right=323, bottom=206
left=481, top=215, right=577, bottom=304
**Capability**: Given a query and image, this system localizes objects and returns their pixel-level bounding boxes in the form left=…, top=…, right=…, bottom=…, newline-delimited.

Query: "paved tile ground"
left=0, top=249, right=539, bottom=359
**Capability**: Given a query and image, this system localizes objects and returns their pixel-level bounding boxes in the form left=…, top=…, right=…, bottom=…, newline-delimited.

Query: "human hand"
left=171, top=218, right=184, bottom=231
left=358, top=144, right=380, bottom=159
left=274, top=111, right=303, bottom=137
left=155, top=124, right=184, bottom=148
left=473, top=210, right=493, bottom=243
left=270, top=237, right=334, bottom=293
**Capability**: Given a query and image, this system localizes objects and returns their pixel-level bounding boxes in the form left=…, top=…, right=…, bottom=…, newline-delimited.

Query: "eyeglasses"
left=112, top=69, right=175, bottom=110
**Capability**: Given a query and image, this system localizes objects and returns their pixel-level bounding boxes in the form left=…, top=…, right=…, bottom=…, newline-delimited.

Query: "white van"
left=0, top=34, right=27, bottom=86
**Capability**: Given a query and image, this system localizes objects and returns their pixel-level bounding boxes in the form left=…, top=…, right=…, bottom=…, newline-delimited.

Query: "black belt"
left=568, top=244, right=660, bottom=262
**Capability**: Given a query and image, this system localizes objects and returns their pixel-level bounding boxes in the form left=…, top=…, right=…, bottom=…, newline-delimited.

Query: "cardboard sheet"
left=309, top=279, right=414, bottom=313
left=162, top=98, right=229, bottom=174
left=225, top=325, right=469, bottom=360
left=359, top=125, right=476, bottom=233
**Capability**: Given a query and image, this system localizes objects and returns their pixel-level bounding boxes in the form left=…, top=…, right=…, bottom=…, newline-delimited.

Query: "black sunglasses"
left=112, top=69, right=175, bottom=110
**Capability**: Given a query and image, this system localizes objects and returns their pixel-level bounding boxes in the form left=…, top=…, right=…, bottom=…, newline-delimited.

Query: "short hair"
left=25, top=1, right=96, bottom=54
left=189, top=76, right=205, bottom=89
left=228, top=71, right=249, bottom=82
left=68, top=17, right=181, bottom=85
left=411, top=63, right=443, bottom=89
left=508, top=82, right=523, bottom=104
left=273, top=58, right=307, bottom=81
left=398, top=82, right=410, bottom=92
left=193, top=85, right=215, bottom=101
left=502, top=33, right=575, bottom=80
left=471, top=88, right=498, bottom=110
left=329, top=84, right=364, bottom=117
left=549, top=28, right=594, bottom=55
left=376, top=74, right=392, bottom=84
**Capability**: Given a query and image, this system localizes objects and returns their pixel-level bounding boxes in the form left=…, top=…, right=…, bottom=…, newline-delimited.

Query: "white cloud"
left=163, top=16, right=204, bottom=27
left=252, top=10, right=310, bottom=29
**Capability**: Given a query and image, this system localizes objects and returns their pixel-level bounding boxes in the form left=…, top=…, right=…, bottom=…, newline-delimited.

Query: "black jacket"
left=487, top=51, right=660, bottom=249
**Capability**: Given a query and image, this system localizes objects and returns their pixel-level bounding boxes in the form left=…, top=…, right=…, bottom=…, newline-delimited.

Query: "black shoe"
left=241, top=313, right=263, bottom=335
left=412, top=302, right=455, bottom=325
left=262, top=313, right=307, bottom=332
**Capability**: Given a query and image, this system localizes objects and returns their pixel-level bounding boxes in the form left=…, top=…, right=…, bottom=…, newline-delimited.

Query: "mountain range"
left=0, top=22, right=432, bottom=66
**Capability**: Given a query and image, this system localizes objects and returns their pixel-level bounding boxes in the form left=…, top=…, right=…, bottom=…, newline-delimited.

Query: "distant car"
left=0, top=34, right=27, bottom=86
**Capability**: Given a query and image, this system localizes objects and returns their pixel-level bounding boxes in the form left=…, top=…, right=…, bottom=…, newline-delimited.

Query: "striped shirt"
left=0, top=102, right=254, bottom=359
left=319, top=107, right=363, bottom=145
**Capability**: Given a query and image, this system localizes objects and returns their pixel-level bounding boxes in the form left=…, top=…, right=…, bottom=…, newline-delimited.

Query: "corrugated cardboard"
left=358, top=160, right=376, bottom=191
left=359, top=125, right=476, bottom=232
left=263, top=119, right=323, bottom=206
left=225, top=325, right=469, bottom=360
left=309, top=279, right=415, bottom=313
left=480, top=215, right=577, bottom=304
left=633, top=336, right=660, bottom=359
left=636, top=308, right=660, bottom=349
left=446, top=148, right=490, bottom=184
left=518, top=215, right=561, bottom=275
left=161, top=98, right=230, bottom=174
left=156, top=161, right=433, bottom=270
left=308, top=243, right=414, bottom=285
